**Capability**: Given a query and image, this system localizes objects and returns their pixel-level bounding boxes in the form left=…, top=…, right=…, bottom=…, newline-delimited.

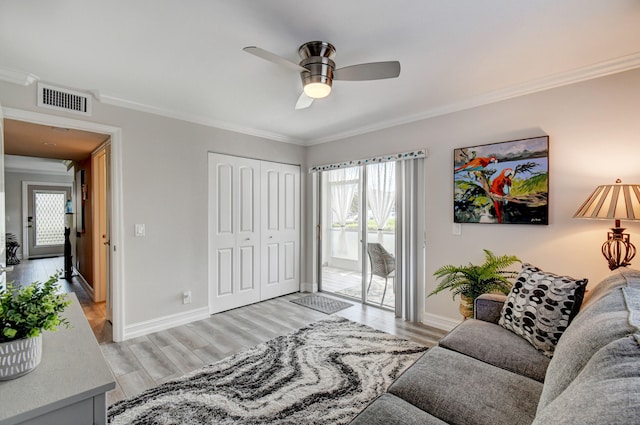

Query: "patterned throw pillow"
left=498, top=263, right=588, bottom=357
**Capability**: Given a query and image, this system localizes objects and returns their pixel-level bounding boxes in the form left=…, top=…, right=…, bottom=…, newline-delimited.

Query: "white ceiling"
left=2, top=1, right=640, bottom=146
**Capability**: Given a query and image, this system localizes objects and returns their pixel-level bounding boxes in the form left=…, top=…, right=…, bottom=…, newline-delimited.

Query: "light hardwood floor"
left=7, top=258, right=447, bottom=406
left=101, top=293, right=447, bottom=405
left=6, top=256, right=113, bottom=343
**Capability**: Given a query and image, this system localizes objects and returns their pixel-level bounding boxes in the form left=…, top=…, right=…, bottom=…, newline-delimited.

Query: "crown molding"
left=6, top=52, right=637, bottom=147
left=305, top=51, right=640, bottom=145
left=0, top=67, right=39, bottom=86
left=98, top=93, right=305, bottom=146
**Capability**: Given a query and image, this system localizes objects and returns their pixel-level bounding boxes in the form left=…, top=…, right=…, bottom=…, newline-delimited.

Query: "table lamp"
left=574, top=179, right=640, bottom=270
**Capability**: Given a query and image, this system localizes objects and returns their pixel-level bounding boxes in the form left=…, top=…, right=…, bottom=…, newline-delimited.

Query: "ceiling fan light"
left=304, top=82, right=332, bottom=99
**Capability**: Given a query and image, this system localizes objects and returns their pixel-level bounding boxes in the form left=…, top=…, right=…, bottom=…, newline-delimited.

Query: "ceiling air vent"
left=37, top=83, right=92, bottom=116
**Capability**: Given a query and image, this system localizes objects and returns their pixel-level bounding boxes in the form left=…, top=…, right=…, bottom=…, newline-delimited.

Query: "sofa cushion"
left=388, top=346, right=543, bottom=425
left=581, top=267, right=640, bottom=309
left=439, top=318, right=550, bottom=382
left=498, top=263, right=587, bottom=357
left=537, top=271, right=640, bottom=411
left=532, top=334, right=640, bottom=425
left=349, top=393, right=448, bottom=425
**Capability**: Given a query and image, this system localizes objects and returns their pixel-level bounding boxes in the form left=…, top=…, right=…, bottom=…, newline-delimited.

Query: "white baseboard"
left=422, top=312, right=462, bottom=332
left=299, top=281, right=316, bottom=293
left=74, top=270, right=95, bottom=299
left=123, top=307, right=210, bottom=341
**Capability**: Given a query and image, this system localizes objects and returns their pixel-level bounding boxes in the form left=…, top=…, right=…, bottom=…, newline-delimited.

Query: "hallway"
left=6, top=256, right=112, bottom=343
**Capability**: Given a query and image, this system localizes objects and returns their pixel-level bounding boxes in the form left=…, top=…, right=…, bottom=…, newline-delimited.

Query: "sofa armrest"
left=474, top=293, right=507, bottom=323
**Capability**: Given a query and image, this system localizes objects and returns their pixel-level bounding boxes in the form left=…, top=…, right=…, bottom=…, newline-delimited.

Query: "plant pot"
left=459, top=295, right=473, bottom=319
left=0, top=335, right=43, bottom=380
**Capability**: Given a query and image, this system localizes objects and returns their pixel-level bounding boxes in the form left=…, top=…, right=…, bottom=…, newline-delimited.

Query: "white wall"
left=0, top=81, right=306, bottom=331
left=306, top=68, right=640, bottom=326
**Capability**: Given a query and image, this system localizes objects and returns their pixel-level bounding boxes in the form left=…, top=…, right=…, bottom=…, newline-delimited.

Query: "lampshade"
left=574, top=179, right=640, bottom=270
left=573, top=180, right=640, bottom=221
left=303, top=82, right=332, bottom=99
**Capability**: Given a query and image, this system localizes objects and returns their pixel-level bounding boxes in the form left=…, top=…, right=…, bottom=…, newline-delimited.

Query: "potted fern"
left=0, top=273, right=71, bottom=380
left=429, top=249, right=521, bottom=319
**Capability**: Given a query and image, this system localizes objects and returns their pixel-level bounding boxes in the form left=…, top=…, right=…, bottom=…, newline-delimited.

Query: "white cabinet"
left=208, top=153, right=300, bottom=314
left=0, top=293, right=115, bottom=425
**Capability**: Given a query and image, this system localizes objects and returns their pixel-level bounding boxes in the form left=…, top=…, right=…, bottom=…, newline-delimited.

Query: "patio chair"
left=367, top=242, right=396, bottom=306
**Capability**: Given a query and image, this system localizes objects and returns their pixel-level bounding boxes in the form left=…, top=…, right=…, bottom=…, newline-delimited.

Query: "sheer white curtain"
left=367, top=162, right=396, bottom=243
left=329, top=167, right=359, bottom=257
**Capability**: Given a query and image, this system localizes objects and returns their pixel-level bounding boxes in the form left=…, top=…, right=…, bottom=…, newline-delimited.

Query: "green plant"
left=429, top=249, right=521, bottom=315
left=0, top=273, right=71, bottom=343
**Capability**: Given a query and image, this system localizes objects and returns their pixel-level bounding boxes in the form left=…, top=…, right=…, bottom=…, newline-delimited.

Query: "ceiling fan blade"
left=243, top=46, right=307, bottom=73
left=295, top=92, right=314, bottom=110
left=334, top=61, right=401, bottom=81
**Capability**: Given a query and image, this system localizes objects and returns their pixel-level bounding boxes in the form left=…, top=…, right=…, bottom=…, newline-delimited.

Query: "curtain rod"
left=308, top=149, right=427, bottom=173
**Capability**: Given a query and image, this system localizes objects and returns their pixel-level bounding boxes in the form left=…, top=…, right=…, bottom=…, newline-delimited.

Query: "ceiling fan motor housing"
left=298, top=41, right=336, bottom=91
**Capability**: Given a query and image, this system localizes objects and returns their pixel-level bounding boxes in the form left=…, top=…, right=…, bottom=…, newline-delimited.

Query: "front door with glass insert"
left=319, top=162, right=397, bottom=309
left=27, top=184, right=72, bottom=258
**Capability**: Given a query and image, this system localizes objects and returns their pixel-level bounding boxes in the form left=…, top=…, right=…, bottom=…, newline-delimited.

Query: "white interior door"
left=92, top=146, right=109, bottom=303
left=105, top=145, right=112, bottom=321
left=209, top=153, right=261, bottom=314
left=0, top=105, right=7, bottom=290
left=260, top=162, right=300, bottom=300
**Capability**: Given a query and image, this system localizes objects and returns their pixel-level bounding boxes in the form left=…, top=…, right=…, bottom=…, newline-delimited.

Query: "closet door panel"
left=284, top=172, right=295, bottom=230
left=284, top=241, right=295, bottom=281
left=266, top=170, right=279, bottom=231
left=217, top=249, right=233, bottom=295
left=216, top=164, right=234, bottom=234
left=209, top=153, right=261, bottom=314
left=261, top=162, right=300, bottom=300
left=266, top=243, right=279, bottom=284
left=239, top=166, right=256, bottom=233
left=239, top=246, right=255, bottom=291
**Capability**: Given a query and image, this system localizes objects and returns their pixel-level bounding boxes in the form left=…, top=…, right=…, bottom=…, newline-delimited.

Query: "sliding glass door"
left=319, top=162, right=397, bottom=309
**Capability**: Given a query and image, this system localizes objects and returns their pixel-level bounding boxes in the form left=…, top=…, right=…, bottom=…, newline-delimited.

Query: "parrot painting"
left=454, top=156, right=498, bottom=173
left=490, top=168, right=513, bottom=223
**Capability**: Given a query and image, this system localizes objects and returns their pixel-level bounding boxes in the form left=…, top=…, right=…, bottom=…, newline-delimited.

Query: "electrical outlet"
left=183, top=290, right=192, bottom=304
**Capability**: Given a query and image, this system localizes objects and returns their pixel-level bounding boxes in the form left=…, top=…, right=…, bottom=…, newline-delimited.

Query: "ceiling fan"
left=243, top=41, right=401, bottom=109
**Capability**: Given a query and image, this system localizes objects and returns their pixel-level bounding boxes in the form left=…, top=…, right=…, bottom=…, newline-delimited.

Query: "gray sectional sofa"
left=350, top=267, right=640, bottom=425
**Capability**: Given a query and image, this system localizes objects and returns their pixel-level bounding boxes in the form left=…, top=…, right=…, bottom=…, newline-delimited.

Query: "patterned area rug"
left=107, top=317, right=427, bottom=425
left=290, top=294, right=353, bottom=314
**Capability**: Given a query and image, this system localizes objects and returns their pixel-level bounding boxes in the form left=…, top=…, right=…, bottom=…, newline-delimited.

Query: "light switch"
left=135, top=224, right=146, bottom=237
left=452, top=223, right=461, bottom=236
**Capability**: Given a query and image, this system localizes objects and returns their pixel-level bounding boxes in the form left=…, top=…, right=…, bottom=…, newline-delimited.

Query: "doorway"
left=318, top=162, right=398, bottom=310
left=23, top=183, right=72, bottom=259
left=5, top=108, right=123, bottom=341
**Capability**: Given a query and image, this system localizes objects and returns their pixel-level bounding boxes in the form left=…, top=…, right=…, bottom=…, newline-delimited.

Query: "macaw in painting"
left=490, top=168, right=513, bottom=223
left=454, top=156, right=498, bottom=173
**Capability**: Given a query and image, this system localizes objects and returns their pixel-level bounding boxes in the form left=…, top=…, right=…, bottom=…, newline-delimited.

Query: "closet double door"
left=208, top=153, right=300, bottom=314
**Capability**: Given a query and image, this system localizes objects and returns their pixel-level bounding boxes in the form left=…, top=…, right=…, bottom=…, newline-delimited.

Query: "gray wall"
left=306, top=68, right=640, bottom=324
left=0, top=81, right=306, bottom=328
left=2, top=67, right=640, bottom=331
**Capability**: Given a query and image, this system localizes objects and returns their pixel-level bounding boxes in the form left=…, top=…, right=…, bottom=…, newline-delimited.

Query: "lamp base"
left=602, top=227, right=636, bottom=270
